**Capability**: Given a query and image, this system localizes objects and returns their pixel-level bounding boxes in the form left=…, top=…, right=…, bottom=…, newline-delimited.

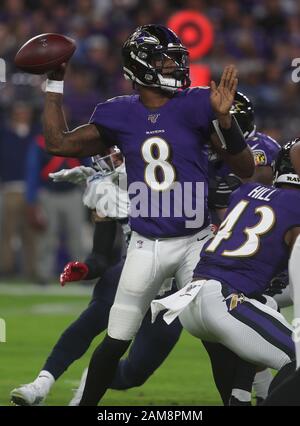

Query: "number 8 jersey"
left=194, top=182, right=300, bottom=296
left=89, top=87, right=214, bottom=238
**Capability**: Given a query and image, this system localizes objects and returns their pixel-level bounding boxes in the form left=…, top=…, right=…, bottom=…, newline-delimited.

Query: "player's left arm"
left=209, top=65, right=255, bottom=179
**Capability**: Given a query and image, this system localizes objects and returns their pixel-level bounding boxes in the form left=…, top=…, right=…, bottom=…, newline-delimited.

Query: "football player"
left=11, top=152, right=259, bottom=406
left=10, top=150, right=182, bottom=406
left=42, top=24, right=254, bottom=405
left=152, top=141, right=300, bottom=403
left=207, top=91, right=282, bottom=404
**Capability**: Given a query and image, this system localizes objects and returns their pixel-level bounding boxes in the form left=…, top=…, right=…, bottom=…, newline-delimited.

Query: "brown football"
left=14, top=33, right=76, bottom=74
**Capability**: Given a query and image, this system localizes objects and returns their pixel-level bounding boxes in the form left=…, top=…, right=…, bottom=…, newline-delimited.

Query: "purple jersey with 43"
left=194, top=182, right=300, bottom=295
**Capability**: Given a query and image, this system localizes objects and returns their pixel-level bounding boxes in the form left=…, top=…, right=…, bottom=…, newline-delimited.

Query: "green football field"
left=0, top=283, right=224, bottom=406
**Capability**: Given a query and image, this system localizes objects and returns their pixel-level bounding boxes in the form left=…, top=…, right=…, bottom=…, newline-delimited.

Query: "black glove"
left=264, top=270, right=289, bottom=297
left=208, top=173, right=242, bottom=209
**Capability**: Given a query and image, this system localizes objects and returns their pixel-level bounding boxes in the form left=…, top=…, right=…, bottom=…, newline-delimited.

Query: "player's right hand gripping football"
left=47, top=62, right=67, bottom=81
left=60, top=262, right=89, bottom=286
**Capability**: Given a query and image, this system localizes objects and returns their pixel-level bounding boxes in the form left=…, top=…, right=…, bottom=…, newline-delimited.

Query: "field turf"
left=0, top=283, right=223, bottom=406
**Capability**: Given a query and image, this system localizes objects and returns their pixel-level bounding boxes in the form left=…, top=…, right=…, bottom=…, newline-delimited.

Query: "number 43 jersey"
left=194, top=182, right=300, bottom=296
left=89, top=88, right=214, bottom=238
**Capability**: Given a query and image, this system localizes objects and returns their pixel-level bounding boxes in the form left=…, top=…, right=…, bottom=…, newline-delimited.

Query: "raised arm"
left=209, top=65, right=255, bottom=179
left=43, top=64, right=106, bottom=158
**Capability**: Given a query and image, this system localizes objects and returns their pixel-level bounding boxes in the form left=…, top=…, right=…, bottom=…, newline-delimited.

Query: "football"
left=14, top=33, right=76, bottom=74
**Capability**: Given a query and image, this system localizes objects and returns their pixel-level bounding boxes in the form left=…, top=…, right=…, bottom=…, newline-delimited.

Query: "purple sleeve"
left=89, top=98, right=127, bottom=148
left=251, top=135, right=280, bottom=167
left=227, top=184, right=242, bottom=209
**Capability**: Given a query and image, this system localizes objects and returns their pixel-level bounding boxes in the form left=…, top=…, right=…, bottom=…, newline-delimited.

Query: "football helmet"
left=122, top=24, right=190, bottom=92
left=91, top=146, right=123, bottom=176
left=273, top=138, right=300, bottom=186
left=230, top=92, right=255, bottom=138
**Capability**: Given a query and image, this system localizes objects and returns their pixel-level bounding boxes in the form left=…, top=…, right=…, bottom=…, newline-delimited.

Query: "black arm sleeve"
left=84, top=221, right=117, bottom=280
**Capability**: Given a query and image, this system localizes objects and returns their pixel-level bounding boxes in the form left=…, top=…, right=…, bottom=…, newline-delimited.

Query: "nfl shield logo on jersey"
left=136, top=240, right=144, bottom=249
left=148, top=114, right=160, bottom=124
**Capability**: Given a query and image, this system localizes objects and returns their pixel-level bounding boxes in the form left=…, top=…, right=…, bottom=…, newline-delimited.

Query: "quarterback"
left=42, top=24, right=254, bottom=405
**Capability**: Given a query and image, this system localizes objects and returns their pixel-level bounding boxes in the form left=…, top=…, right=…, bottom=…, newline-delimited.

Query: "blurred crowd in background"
left=0, top=0, right=300, bottom=282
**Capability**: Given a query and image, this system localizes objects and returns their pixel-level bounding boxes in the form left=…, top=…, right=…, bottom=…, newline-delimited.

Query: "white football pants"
left=179, top=280, right=294, bottom=370
left=108, top=226, right=213, bottom=340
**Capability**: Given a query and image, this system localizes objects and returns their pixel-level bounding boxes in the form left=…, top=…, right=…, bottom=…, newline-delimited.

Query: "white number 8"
left=141, top=137, right=176, bottom=191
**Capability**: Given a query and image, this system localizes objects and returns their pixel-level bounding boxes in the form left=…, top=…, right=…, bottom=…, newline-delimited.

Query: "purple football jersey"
left=209, top=131, right=280, bottom=179
left=194, top=182, right=300, bottom=295
left=248, top=131, right=280, bottom=167
left=89, top=88, right=214, bottom=238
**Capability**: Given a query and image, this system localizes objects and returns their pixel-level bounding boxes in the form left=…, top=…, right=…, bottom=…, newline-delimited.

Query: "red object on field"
left=14, top=33, right=76, bottom=74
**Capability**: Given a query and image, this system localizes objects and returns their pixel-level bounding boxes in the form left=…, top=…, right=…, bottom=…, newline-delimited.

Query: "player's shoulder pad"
left=274, top=187, right=300, bottom=218
left=181, top=86, right=210, bottom=97
left=248, top=132, right=280, bottom=166
left=279, top=185, right=300, bottom=203
left=92, top=95, right=134, bottom=111
left=106, top=95, right=135, bottom=104
left=253, top=132, right=281, bottom=149
left=89, top=95, right=136, bottom=127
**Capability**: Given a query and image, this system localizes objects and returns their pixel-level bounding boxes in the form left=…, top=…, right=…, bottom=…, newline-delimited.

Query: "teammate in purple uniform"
left=207, top=91, right=282, bottom=404
left=42, top=24, right=254, bottom=405
left=209, top=92, right=281, bottom=218
left=153, top=142, right=300, bottom=388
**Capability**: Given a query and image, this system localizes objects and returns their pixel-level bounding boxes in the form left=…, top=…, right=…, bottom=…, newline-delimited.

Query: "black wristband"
left=213, top=116, right=247, bottom=155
